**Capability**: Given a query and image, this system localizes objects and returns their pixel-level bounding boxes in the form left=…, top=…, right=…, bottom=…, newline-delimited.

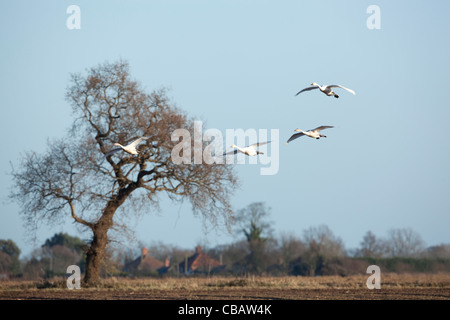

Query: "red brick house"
left=179, top=245, right=223, bottom=274
left=124, top=247, right=170, bottom=275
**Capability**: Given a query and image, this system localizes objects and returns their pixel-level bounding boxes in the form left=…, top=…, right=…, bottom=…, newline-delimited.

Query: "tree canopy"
left=10, top=60, right=238, bottom=285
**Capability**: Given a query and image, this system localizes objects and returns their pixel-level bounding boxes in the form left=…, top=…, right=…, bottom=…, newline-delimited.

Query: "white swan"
left=286, top=126, right=334, bottom=144
left=295, top=82, right=355, bottom=98
left=105, top=137, right=149, bottom=157
left=223, top=141, right=271, bottom=156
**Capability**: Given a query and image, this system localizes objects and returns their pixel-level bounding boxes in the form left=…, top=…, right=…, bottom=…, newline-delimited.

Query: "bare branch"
left=12, top=59, right=239, bottom=285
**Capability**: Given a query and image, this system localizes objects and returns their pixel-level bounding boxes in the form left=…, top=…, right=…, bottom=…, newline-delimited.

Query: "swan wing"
left=128, top=136, right=149, bottom=148
left=223, top=149, right=238, bottom=156
left=249, top=141, right=271, bottom=148
left=328, top=85, right=355, bottom=95
left=105, top=147, right=122, bottom=157
left=312, top=125, right=334, bottom=132
left=286, top=132, right=305, bottom=144
left=295, top=86, right=318, bottom=96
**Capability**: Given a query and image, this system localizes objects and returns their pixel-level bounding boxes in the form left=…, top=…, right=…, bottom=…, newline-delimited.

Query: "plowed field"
left=1, top=273, right=449, bottom=300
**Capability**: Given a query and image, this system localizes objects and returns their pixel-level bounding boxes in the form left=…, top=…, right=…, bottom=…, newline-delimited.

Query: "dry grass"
left=2, top=273, right=450, bottom=292
left=1, top=274, right=450, bottom=300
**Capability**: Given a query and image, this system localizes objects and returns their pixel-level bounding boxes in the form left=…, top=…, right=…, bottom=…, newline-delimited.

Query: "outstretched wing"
left=105, top=147, right=122, bottom=157
left=223, top=149, right=238, bottom=156
left=328, top=85, right=355, bottom=95
left=128, top=136, right=149, bottom=148
left=312, top=125, right=334, bottom=132
left=295, top=86, right=318, bottom=96
left=249, top=141, right=271, bottom=148
left=286, top=132, right=305, bottom=144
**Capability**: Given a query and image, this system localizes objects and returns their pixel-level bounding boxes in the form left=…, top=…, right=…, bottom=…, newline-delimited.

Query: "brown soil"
left=1, top=274, right=450, bottom=300
left=1, top=287, right=450, bottom=300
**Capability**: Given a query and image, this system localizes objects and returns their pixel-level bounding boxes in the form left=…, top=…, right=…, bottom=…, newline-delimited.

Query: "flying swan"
left=223, top=141, right=271, bottom=156
left=295, top=82, right=355, bottom=98
left=105, top=137, right=149, bottom=157
left=286, top=126, right=334, bottom=144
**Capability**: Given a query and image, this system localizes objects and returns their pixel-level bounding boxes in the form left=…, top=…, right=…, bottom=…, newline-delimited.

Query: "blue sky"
left=1, top=1, right=450, bottom=258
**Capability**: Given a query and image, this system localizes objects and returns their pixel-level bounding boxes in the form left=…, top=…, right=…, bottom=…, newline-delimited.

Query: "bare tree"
left=278, top=232, right=306, bottom=273
left=302, top=224, right=344, bottom=258
left=355, top=230, right=385, bottom=258
left=384, top=228, right=425, bottom=258
left=424, top=244, right=450, bottom=259
left=301, top=225, right=344, bottom=276
left=41, top=245, right=82, bottom=276
left=210, top=240, right=249, bottom=275
left=10, top=60, right=238, bottom=285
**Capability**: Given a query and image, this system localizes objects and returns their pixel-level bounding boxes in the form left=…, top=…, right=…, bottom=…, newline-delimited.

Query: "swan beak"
left=294, top=129, right=301, bottom=132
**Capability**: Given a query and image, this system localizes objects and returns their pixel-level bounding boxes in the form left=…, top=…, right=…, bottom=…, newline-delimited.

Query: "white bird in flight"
left=223, top=141, right=271, bottom=156
left=295, top=82, right=355, bottom=98
left=105, top=136, right=149, bottom=157
left=286, top=126, right=334, bottom=144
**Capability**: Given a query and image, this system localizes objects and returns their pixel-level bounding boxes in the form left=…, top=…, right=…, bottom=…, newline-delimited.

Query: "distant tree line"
left=1, top=203, right=450, bottom=280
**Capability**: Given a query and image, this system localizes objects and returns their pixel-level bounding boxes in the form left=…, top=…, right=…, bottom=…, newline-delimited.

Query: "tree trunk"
left=82, top=187, right=134, bottom=286
left=83, top=210, right=115, bottom=286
